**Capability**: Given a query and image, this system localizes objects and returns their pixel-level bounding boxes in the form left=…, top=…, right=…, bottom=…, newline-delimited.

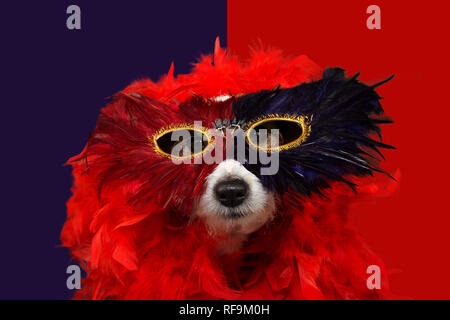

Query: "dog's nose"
left=214, top=179, right=248, bottom=207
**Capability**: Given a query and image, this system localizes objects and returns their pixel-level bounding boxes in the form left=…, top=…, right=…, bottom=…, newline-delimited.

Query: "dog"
left=61, top=39, right=395, bottom=299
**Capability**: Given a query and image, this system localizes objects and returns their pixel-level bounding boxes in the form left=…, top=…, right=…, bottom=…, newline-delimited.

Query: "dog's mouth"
left=224, top=210, right=248, bottom=220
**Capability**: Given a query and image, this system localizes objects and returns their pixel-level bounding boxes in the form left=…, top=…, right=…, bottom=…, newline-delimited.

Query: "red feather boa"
left=61, top=38, right=394, bottom=299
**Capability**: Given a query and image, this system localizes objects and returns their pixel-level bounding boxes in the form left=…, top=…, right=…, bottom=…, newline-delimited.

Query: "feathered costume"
left=61, top=39, right=395, bottom=299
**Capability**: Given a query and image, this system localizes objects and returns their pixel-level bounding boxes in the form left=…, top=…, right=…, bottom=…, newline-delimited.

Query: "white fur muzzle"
left=192, top=159, right=275, bottom=252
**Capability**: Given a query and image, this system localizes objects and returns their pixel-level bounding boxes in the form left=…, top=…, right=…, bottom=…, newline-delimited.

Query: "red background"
left=228, top=0, right=450, bottom=299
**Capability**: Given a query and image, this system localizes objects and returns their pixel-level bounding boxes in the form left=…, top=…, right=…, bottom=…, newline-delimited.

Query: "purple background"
left=0, top=1, right=226, bottom=299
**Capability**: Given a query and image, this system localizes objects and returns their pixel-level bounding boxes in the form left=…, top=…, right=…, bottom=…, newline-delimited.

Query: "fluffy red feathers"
left=61, top=38, right=393, bottom=299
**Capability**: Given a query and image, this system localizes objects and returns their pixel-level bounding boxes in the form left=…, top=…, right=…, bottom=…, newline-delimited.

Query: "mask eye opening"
left=151, top=124, right=213, bottom=160
left=244, top=114, right=311, bottom=152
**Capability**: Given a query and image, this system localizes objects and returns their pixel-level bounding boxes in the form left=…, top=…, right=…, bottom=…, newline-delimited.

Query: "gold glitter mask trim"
left=244, top=114, right=311, bottom=152
left=151, top=124, right=213, bottom=160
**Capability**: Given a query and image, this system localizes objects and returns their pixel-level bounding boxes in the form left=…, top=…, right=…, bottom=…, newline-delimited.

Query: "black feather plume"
left=232, top=67, right=395, bottom=196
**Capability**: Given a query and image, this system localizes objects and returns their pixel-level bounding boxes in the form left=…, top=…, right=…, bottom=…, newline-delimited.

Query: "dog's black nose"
left=214, top=179, right=248, bottom=207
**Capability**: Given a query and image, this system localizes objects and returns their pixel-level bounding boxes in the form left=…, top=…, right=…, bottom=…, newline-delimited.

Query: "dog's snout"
left=214, top=179, right=248, bottom=207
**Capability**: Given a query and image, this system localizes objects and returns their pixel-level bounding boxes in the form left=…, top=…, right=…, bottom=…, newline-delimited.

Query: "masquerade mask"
left=151, top=114, right=312, bottom=160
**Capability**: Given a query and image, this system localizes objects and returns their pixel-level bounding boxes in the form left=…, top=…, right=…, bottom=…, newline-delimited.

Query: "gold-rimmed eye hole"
left=152, top=126, right=211, bottom=159
left=245, top=115, right=311, bottom=152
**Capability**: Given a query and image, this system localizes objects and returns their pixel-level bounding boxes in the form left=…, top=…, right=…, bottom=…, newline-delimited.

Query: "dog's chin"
left=192, top=198, right=276, bottom=254
left=195, top=197, right=276, bottom=234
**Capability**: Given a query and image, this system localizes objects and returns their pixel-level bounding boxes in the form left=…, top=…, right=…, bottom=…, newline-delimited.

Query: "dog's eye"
left=152, top=126, right=212, bottom=159
left=245, top=115, right=311, bottom=152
